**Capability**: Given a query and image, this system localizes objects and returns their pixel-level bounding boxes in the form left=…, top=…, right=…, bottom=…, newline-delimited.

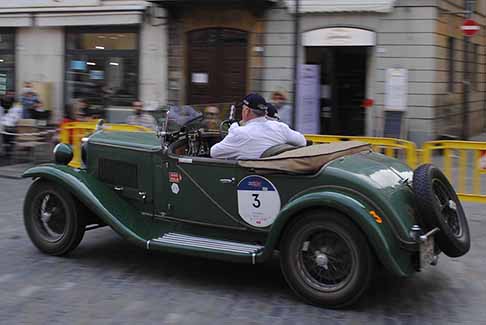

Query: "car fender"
left=262, top=191, right=414, bottom=276
left=23, top=164, right=149, bottom=248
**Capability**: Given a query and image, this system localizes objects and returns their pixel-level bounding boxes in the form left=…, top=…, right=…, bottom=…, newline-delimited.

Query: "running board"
left=148, top=233, right=264, bottom=264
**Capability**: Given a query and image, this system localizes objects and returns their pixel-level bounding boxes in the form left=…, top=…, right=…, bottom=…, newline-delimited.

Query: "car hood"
left=88, top=131, right=161, bottom=152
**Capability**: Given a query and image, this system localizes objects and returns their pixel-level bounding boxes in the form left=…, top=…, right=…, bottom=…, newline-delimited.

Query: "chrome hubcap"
left=35, top=193, right=66, bottom=242
left=314, top=251, right=329, bottom=270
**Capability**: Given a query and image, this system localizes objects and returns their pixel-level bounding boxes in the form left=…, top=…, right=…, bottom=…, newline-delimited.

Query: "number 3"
left=252, top=193, right=261, bottom=208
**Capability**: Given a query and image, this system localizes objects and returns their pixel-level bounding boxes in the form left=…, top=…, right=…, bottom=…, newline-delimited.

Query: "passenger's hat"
left=242, top=93, right=267, bottom=111
left=266, top=103, right=280, bottom=120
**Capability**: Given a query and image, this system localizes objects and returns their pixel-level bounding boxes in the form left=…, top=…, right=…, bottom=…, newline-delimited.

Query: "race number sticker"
left=237, top=176, right=281, bottom=228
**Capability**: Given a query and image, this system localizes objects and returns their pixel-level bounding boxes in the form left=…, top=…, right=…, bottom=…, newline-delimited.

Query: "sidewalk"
left=471, top=133, right=486, bottom=142
left=0, top=163, right=34, bottom=179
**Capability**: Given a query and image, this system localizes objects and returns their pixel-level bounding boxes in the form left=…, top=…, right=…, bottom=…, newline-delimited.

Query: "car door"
left=165, top=156, right=245, bottom=229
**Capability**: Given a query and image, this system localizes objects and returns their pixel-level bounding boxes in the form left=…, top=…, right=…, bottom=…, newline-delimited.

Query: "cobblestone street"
left=1, top=177, right=486, bottom=325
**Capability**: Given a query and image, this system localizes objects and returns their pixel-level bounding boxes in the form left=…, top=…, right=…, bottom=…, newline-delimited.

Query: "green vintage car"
left=22, top=114, right=470, bottom=308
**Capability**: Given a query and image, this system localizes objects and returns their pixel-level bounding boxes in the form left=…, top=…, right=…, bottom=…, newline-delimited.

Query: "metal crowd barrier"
left=305, top=134, right=418, bottom=168
left=422, top=140, right=486, bottom=203
left=60, top=121, right=152, bottom=168
left=58, top=123, right=486, bottom=203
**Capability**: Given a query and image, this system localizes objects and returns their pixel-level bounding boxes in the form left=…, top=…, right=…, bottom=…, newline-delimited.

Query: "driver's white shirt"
left=210, top=117, right=306, bottom=160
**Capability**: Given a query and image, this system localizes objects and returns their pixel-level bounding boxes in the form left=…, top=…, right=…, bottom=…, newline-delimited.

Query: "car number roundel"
left=237, top=175, right=281, bottom=228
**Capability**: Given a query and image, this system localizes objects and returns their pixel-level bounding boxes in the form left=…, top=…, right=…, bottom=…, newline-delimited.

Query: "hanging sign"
left=237, top=176, right=281, bottom=228
left=296, top=64, right=320, bottom=133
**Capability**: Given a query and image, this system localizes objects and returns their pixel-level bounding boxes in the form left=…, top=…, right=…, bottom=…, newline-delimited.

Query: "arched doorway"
left=186, top=28, right=248, bottom=105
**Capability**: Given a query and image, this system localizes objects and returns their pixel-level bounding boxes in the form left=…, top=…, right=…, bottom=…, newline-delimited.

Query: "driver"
left=210, top=93, right=306, bottom=160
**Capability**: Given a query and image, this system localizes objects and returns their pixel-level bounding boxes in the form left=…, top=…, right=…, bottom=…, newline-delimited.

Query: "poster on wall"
left=296, top=64, right=320, bottom=134
left=385, top=68, right=408, bottom=111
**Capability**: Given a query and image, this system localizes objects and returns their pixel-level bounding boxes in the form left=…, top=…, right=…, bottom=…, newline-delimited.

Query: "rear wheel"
left=413, top=164, right=470, bottom=257
left=280, top=211, right=374, bottom=308
left=23, top=180, right=85, bottom=256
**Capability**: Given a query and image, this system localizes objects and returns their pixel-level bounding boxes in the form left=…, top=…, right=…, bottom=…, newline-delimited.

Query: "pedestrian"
left=20, top=82, right=38, bottom=119
left=0, top=90, right=15, bottom=112
left=270, top=90, right=292, bottom=126
left=126, top=100, right=157, bottom=131
left=31, top=100, right=50, bottom=121
left=0, top=100, right=23, bottom=160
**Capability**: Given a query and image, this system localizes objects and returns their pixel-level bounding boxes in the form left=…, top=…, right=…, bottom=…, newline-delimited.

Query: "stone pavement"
left=0, top=163, right=33, bottom=179
left=1, top=177, right=486, bottom=324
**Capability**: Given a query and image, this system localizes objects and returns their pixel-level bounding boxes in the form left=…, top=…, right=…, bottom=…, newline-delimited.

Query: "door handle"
left=114, top=186, right=124, bottom=191
left=139, top=191, right=147, bottom=200
left=219, top=178, right=235, bottom=184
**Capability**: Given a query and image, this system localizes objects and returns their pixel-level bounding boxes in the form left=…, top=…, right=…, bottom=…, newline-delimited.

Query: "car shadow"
left=65, top=229, right=456, bottom=313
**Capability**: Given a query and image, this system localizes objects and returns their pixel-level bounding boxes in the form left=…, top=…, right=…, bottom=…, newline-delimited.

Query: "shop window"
left=447, top=37, right=455, bottom=93
left=65, top=27, right=139, bottom=108
left=0, top=29, right=15, bottom=96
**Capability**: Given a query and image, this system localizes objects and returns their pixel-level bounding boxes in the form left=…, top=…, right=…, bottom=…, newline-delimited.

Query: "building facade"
left=0, top=0, right=167, bottom=122
left=1, top=0, right=484, bottom=143
left=260, top=0, right=486, bottom=143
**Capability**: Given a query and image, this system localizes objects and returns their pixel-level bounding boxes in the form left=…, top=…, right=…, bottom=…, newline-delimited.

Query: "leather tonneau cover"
left=238, top=141, right=371, bottom=173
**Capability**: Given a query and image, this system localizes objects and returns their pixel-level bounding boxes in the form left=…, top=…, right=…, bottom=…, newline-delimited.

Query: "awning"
left=147, top=0, right=277, bottom=8
left=0, top=14, right=32, bottom=27
left=285, top=0, right=395, bottom=13
left=0, top=5, right=148, bottom=27
left=35, top=11, right=144, bottom=27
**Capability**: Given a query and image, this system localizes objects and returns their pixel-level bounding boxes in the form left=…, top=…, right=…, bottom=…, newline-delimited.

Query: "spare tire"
left=413, top=164, right=470, bottom=257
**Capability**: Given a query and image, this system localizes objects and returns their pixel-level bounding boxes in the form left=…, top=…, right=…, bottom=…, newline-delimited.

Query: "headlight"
left=53, top=143, right=73, bottom=165
left=81, top=138, right=88, bottom=167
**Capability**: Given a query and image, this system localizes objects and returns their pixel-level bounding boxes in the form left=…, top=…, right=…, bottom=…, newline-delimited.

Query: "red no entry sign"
left=461, top=19, right=480, bottom=37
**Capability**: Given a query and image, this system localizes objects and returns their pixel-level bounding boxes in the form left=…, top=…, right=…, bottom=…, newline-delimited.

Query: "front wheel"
left=280, top=211, right=374, bottom=308
left=23, top=180, right=85, bottom=256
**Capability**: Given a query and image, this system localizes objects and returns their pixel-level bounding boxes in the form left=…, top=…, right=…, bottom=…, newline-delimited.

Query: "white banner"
left=296, top=64, right=320, bottom=134
left=0, top=1, right=99, bottom=8
left=385, top=68, right=408, bottom=111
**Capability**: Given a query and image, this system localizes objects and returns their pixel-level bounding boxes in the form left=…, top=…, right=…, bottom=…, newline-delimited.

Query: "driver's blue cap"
left=242, top=93, right=267, bottom=111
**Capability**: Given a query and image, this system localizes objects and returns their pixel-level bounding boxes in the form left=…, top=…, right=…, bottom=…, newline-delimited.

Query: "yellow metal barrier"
left=422, top=140, right=486, bottom=203
left=305, top=134, right=418, bottom=168
left=60, top=121, right=152, bottom=168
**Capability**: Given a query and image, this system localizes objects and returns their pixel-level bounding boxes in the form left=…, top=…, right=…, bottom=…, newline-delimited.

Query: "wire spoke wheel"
left=35, top=193, right=67, bottom=242
left=280, top=211, right=374, bottom=308
left=413, top=164, right=470, bottom=258
left=299, top=231, right=354, bottom=291
left=24, top=180, right=86, bottom=256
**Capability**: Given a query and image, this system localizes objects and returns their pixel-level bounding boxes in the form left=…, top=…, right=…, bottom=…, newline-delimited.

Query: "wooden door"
left=187, top=28, right=248, bottom=105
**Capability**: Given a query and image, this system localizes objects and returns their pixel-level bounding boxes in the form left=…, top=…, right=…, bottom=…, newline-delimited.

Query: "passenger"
left=265, top=103, right=280, bottom=121
left=126, top=100, right=157, bottom=131
left=202, top=106, right=221, bottom=130
left=210, top=93, right=306, bottom=160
